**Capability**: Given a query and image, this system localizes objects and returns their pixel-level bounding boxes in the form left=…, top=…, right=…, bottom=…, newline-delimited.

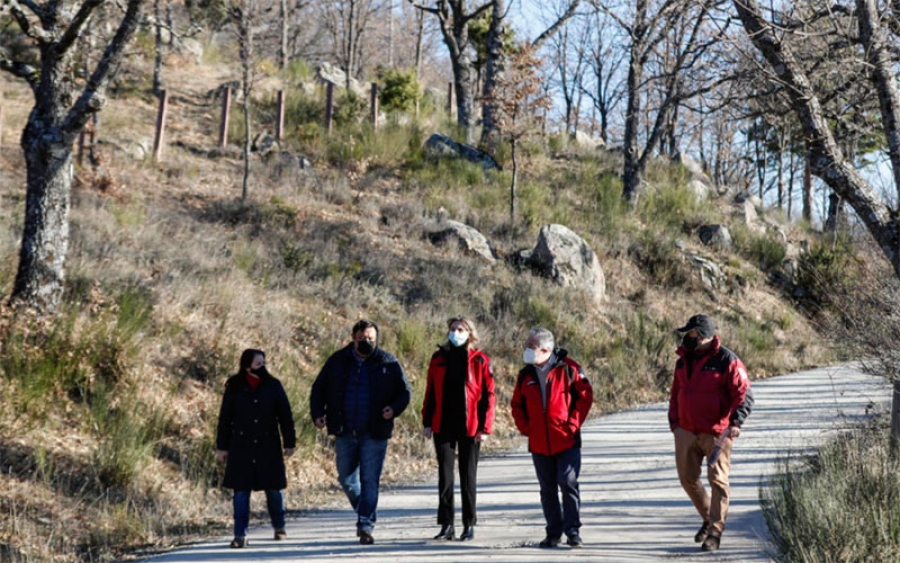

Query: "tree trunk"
left=510, top=138, right=517, bottom=234
left=802, top=154, right=812, bottom=222
left=622, top=45, right=643, bottom=205
left=5, top=0, right=146, bottom=314
left=14, top=120, right=74, bottom=312
left=153, top=0, right=163, bottom=95
left=891, top=380, right=900, bottom=458
left=280, top=0, right=288, bottom=71
left=479, top=0, right=505, bottom=151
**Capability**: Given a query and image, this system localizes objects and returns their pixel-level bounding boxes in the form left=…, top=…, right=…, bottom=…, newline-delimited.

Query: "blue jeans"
left=531, top=447, right=582, bottom=538
left=335, top=434, right=388, bottom=531
left=233, top=489, right=285, bottom=538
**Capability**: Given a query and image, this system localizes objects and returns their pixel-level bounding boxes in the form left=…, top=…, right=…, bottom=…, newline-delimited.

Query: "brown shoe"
left=694, top=521, right=710, bottom=543
left=274, top=528, right=287, bottom=540
left=701, top=534, right=720, bottom=552
left=229, top=537, right=247, bottom=548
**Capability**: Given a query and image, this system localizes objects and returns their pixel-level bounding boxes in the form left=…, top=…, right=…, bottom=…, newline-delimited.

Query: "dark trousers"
left=531, top=447, right=582, bottom=538
left=434, top=434, right=480, bottom=527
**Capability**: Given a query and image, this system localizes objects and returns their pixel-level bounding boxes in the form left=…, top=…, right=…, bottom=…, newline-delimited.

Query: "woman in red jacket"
left=421, top=316, right=496, bottom=541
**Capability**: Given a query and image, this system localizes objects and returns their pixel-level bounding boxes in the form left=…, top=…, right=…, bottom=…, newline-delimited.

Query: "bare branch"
left=406, top=0, right=439, bottom=15
left=62, top=0, right=147, bottom=134
left=5, top=0, right=48, bottom=42
left=57, top=0, right=105, bottom=54
left=0, top=59, right=40, bottom=90
left=531, top=0, right=582, bottom=50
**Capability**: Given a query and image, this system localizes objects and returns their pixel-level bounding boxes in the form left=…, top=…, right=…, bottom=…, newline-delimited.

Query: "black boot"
left=433, top=524, right=455, bottom=540
left=459, top=526, right=475, bottom=541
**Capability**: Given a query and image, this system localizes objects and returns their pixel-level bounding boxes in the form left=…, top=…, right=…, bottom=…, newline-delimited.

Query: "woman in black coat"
left=216, top=349, right=296, bottom=548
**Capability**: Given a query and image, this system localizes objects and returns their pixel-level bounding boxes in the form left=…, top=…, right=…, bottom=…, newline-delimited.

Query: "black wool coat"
left=216, top=373, right=296, bottom=491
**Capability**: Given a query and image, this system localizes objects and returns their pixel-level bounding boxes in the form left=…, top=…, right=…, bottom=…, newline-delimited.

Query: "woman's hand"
left=284, top=448, right=295, bottom=457
left=216, top=450, right=228, bottom=463
left=423, top=427, right=433, bottom=439
left=475, top=432, right=487, bottom=443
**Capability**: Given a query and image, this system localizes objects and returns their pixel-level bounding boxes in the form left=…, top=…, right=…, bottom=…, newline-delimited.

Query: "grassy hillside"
left=0, top=50, right=833, bottom=562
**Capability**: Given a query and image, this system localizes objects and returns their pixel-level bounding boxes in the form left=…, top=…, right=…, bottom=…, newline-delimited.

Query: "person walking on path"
left=422, top=316, right=496, bottom=542
left=310, top=319, right=412, bottom=545
left=511, top=327, right=593, bottom=549
left=216, top=349, right=296, bottom=549
left=669, top=314, right=754, bottom=552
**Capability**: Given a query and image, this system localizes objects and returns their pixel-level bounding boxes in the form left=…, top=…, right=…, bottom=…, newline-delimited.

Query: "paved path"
left=144, top=365, right=889, bottom=562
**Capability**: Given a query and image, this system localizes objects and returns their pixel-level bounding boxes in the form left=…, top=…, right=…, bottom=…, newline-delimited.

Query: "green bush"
left=796, top=235, right=857, bottom=309
left=762, top=421, right=900, bottom=563
left=378, top=68, right=421, bottom=113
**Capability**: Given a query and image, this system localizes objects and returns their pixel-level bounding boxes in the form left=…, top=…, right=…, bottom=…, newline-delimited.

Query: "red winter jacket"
left=668, top=336, right=754, bottom=435
left=511, top=350, right=593, bottom=456
left=422, top=347, right=496, bottom=436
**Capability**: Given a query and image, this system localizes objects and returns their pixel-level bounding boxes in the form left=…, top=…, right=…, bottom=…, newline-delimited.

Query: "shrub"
left=378, top=68, right=421, bottom=113
left=762, top=421, right=900, bottom=563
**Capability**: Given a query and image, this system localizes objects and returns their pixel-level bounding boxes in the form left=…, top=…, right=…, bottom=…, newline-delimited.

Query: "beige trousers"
left=673, top=426, right=733, bottom=537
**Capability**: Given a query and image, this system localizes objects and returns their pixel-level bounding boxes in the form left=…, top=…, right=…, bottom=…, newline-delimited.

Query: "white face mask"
left=523, top=348, right=538, bottom=365
left=448, top=330, right=469, bottom=347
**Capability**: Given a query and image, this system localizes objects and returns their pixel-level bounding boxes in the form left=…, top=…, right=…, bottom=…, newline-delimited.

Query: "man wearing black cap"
left=668, top=314, right=754, bottom=552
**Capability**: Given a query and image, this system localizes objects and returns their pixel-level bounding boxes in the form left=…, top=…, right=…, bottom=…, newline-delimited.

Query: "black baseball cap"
left=676, top=314, right=716, bottom=338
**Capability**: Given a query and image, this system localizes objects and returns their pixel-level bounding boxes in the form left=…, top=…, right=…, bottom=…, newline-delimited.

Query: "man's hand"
left=284, top=448, right=295, bottom=457
left=475, top=432, right=487, bottom=443
left=314, top=416, right=326, bottom=429
left=216, top=450, right=228, bottom=463
left=729, top=426, right=741, bottom=438
left=423, top=427, right=433, bottom=439
left=382, top=406, right=394, bottom=420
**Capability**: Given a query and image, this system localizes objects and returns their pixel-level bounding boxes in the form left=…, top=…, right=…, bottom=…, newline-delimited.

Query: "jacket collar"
left=676, top=335, right=721, bottom=360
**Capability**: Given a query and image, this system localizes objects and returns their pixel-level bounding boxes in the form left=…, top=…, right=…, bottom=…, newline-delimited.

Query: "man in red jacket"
left=511, top=327, right=593, bottom=548
left=669, top=314, right=754, bottom=552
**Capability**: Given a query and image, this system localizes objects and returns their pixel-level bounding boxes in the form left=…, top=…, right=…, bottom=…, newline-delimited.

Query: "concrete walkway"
left=143, top=365, right=889, bottom=562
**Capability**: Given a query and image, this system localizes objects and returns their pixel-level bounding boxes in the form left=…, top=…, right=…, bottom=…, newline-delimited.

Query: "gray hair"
left=528, top=327, right=555, bottom=351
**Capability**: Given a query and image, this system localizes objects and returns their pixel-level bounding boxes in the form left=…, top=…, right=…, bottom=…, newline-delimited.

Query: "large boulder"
left=682, top=250, right=727, bottom=291
left=316, top=62, right=368, bottom=99
left=698, top=224, right=732, bottom=249
left=527, top=224, right=605, bottom=303
left=573, top=130, right=606, bottom=151
left=428, top=220, right=497, bottom=262
left=424, top=133, right=500, bottom=171
left=675, top=153, right=714, bottom=199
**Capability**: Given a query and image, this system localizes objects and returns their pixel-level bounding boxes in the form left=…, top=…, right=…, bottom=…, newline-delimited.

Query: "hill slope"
left=0, top=55, right=830, bottom=562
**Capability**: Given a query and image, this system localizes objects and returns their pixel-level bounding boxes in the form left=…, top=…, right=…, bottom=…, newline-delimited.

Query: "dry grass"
left=0, top=49, right=834, bottom=563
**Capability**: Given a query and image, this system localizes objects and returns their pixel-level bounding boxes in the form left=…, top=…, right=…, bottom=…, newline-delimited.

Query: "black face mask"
left=682, top=335, right=699, bottom=351
left=250, top=366, right=269, bottom=378
left=356, top=340, right=375, bottom=355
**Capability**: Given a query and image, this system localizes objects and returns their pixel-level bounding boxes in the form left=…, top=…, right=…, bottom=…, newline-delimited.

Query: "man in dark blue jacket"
left=310, top=319, right=411, bottom=545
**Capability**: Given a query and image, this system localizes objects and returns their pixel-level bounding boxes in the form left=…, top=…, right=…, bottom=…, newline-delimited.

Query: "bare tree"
left=732, top=0, right=900, bottom=449
left=479, top=0, right=581, bottom=150
left=1, top=0, right=147, bottom=313
left=410, top=0, right=492, bottom=144
left=580, top=6, right=625, bottom=143
left=594, top=0, right=733, bottom=204
left=229, top=0, right=258, bottom=199
left=320, top=0, right=381, bottom=89
left=485, top=43, right=552, bottom=231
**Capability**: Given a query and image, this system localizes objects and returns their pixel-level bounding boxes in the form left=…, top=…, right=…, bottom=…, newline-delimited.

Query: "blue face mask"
left=448, top=330, right=469, bottom=347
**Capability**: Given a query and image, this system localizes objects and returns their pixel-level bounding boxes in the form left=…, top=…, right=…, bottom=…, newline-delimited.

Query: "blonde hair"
left=447, top=315, right=479, bottom=348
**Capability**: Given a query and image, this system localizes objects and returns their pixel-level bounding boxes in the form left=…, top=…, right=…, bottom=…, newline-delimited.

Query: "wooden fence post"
left=448, top=82, right=454, bottom=116
left=276, top=90, right=285, bottom=142
left=153, top=89, right=168, bottom=161
left=325, top=81, right=334, bottom=135
left=370, top=83, right=379, bottom=128
left=219, top=86, right=231, bottom=150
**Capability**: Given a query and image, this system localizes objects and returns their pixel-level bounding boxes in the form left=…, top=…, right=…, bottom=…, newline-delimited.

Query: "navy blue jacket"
left=310, top=344, right=411, bottom=439
left=216, top=374, right=296, bottom=491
